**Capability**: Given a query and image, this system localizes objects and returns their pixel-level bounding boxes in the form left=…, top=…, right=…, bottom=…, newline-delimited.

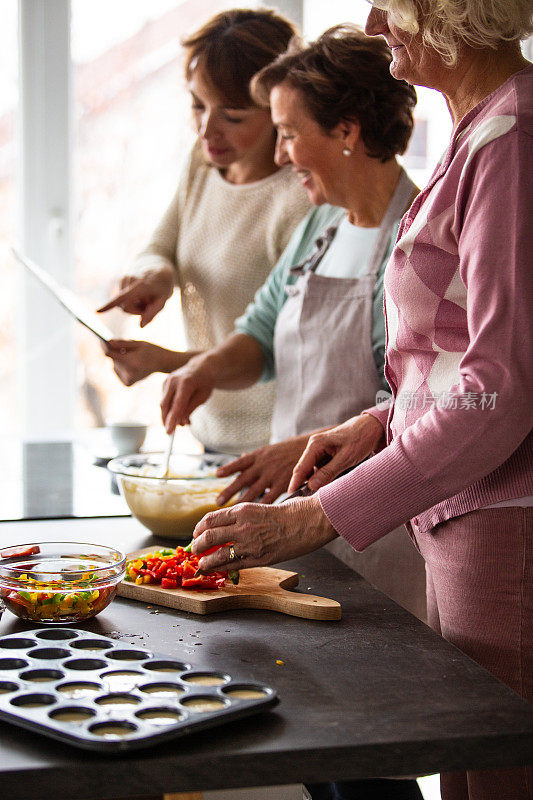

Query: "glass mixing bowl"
left=107, top=452, right=237, bottom=539
left=0, top=542, right=126, bottom=624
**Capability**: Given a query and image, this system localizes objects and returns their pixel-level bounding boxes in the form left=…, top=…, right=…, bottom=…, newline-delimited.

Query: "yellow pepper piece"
left=135, top=576, right=144, bottom=585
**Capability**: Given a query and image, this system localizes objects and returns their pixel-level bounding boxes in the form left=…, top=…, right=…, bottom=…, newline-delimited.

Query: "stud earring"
left=342, top=147, right=352, bottom=157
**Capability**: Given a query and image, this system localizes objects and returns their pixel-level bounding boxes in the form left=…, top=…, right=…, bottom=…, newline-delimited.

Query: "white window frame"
left=18, top=0, right=74, bottom=439
left=15, top=0, right=303, bottom=440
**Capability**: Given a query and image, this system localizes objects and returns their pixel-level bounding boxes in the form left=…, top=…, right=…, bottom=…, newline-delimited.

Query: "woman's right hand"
left=97, top=266, right=174, bottom=327
left=288, top=413, right=385, bottom=493
left=214, top=435, right=311, bottom=506
left=160, top=355, right=216, bottom=434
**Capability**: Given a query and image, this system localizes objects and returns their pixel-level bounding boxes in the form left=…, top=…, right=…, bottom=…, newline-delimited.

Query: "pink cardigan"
left=319, top=65, right=533, bottom=550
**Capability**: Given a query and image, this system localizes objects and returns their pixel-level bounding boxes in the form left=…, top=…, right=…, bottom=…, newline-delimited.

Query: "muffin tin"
left=0, top=628, right=278, bottom=751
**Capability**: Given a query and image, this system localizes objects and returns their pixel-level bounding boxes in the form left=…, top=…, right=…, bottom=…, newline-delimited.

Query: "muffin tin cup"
left=0, top=628, right=278, bottom=751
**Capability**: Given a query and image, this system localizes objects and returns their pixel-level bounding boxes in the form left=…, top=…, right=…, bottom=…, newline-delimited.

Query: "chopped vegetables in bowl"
left=0, top=542, right=126, bottom=623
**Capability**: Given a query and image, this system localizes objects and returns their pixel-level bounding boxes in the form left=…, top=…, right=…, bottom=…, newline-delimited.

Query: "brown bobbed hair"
left=252, top=24, right=417, bottom=162
left=182, top=8, right=297, bottom=108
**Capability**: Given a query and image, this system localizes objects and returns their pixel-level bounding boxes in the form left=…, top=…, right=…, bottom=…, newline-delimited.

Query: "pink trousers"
left=413, top=507, right=533, bottom=800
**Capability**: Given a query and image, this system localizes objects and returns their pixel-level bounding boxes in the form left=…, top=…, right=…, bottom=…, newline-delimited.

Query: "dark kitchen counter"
left=0, top=517, right=532, bottom=800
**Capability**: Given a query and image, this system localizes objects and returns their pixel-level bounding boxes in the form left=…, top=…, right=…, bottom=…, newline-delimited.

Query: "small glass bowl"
left=108, top=452, right=236, bottom=539
left=0, top=542, right=126, bottom=624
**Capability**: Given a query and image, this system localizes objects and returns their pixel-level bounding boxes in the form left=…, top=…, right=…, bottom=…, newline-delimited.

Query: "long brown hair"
left=183, top=8, right=297, bottom=107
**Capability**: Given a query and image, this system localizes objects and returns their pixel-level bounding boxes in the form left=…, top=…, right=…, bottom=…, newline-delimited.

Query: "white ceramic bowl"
left=107, top=422, right=147, bottom=456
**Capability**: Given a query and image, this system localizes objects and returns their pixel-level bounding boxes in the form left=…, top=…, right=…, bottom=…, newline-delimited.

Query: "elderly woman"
left=159, top=27, right=426, bottom=624
left=191, top=3, right=533, bottom=799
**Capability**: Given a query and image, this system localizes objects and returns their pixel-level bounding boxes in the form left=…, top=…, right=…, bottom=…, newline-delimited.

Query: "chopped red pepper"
left=124, top=546, right=232, bottom=591
left=182, top=576, right=226, bottom=589
left=161, top=578, right=178, bottom=590
left=1, top=545, right=40, bottom=559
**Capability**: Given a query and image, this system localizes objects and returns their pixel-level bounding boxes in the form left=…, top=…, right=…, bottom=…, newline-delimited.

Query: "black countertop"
left=0, top=517, right=532, bottom=800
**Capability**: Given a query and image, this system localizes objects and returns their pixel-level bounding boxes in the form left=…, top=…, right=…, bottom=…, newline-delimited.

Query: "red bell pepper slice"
left=182, top=576, right=224, bottom=589
left=181, top=561, right=197, bottom=579
left=1, top=544, right=40, bottom=559
left=161, top=578, right=178, bottom=590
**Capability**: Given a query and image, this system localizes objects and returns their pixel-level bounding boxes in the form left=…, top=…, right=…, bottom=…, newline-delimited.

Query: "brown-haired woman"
left=98, top=8, right=310, bottom=454
left=160, top=26, right=424, bottom=799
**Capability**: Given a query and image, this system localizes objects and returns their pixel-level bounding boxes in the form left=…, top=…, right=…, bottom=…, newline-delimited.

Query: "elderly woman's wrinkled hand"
left=289, top=413, right=385, bottom=493
left=214, top=435, right=311, bottom=505
left=191, top=494, right=337, bottom=573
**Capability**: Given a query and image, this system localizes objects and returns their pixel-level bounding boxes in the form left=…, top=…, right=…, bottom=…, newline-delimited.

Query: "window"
left=3, top=1, right=529, bottom=443
left=0, top=0, right=19, bottom=432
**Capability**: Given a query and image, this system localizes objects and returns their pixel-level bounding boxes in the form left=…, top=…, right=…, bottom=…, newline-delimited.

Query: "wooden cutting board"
left=117, top=548, right=341, bottom=620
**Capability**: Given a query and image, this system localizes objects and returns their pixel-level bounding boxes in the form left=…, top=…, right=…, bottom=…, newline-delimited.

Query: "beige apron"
left=272, top=171, right=426, bottom=619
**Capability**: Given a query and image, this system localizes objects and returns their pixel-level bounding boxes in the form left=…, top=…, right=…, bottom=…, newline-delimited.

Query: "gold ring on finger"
left=228, top=545, right=237, bottom=562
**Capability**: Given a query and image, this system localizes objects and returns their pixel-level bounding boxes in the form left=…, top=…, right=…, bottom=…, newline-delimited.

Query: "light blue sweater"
left=235, top=204, right=396, bottom=388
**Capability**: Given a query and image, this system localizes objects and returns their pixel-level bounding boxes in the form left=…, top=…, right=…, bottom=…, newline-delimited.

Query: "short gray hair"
left=371, top=0, right=533, bottom=65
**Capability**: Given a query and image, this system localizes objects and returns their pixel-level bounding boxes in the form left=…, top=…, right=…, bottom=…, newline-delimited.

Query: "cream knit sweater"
left=135, top=142, right=311, bottom=454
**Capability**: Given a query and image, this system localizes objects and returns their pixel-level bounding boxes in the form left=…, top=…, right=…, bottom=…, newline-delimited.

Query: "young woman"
left=98, top=9, right=310, bottom=454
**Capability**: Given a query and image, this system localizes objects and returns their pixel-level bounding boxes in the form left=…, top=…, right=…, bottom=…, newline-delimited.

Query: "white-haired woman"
left=190, top=2, right=533, bottom=798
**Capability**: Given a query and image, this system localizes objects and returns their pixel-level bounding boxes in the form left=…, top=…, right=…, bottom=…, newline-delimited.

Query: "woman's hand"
left=214, top=436, right=310, bottom=505
left=160, top=354, right=217, bottom=433
left=103, top=340, right=186, bottom=386
left=160, top=334, right=265, bottom=434
left=289, top=413, right=385, bottom=493
left=191, top=494, right=337, bottom=573
left=97, top=266, right=174, bottom=327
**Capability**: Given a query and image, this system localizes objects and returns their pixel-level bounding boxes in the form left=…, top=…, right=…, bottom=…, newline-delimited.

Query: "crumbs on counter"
left=276, top=659, right=285, bottom=666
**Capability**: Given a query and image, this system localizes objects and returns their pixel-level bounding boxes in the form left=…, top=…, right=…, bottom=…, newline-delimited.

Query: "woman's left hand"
left=191, top=494, right=337, bottom=573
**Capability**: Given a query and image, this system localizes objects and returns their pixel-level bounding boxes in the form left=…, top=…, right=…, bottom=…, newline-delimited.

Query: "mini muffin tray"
left=0, top=628, right=278, bottom=751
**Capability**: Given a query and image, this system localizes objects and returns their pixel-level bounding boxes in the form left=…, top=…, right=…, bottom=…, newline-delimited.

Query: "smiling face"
left=365, top=4, right=445, bottom=90
left=270, top=81, right=355, bottom=207
left=189, top=68, right=276, bottom=182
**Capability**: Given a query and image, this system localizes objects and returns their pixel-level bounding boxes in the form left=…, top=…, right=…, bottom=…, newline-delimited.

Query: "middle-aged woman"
left=98, top=8, right=310, bottom=455
left=190, top=2, right=533, bottom=799
left=159, top=25, right=427, bottom=624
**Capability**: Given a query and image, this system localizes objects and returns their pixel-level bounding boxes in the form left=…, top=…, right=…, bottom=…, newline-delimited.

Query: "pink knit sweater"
left=319, top=65, right=533, bottom=550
